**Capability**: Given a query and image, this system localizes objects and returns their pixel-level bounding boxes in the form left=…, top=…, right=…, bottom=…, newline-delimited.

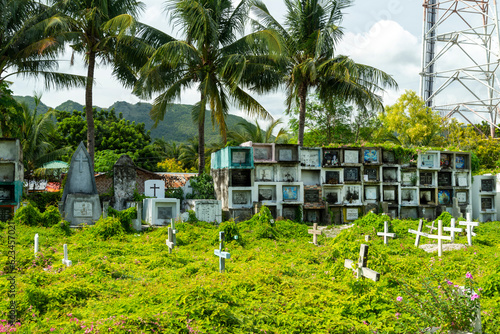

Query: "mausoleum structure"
left=211, top=143, right=473, bottom=223
left=0, top=138, right=23, bottom=221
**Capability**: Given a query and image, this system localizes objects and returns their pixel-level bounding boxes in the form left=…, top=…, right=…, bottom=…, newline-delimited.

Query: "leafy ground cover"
left=1, top=208, right=499, bottom=333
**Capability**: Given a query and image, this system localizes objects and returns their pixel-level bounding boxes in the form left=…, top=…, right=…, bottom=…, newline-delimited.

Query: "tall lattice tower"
left=420, top=0, right=500, bottom=136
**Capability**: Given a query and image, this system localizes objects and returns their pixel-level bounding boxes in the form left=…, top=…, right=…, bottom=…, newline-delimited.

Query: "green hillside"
left=14, top=96, right=253, bottom=143
left=13, top=96, right=50, bottom=113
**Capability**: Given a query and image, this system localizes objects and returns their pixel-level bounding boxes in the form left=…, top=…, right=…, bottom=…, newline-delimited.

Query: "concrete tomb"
left=113, top=155, right=137, bottom=210
left=61, top=142, right=102, bottom=226
left=183, top=199, right=222, bottom=223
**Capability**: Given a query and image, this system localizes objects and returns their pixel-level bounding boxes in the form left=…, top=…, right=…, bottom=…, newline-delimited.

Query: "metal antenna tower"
left=420, top=0, right=500, bottom=136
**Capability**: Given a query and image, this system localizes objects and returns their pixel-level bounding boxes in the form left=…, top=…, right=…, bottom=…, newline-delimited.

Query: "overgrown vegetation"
left=2, top=211, right=499, bottom=333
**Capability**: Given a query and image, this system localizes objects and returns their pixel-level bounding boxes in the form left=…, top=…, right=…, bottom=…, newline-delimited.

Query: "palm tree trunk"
left=297, top=83, right=308, bottom=146
left=85, top=50, right=96, bottom=168
left=198, top=97, right=206, bottom=175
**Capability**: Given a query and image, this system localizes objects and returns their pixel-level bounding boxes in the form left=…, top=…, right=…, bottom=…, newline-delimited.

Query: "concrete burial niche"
left=183, top=199, right=222, bottom=223
left=143, top=198, right=180, bottom=225
left=61, top=142, right=101, bottom=226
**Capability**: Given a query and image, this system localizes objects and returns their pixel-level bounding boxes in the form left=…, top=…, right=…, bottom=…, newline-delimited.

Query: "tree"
left=285, top=94, right=354, bottom=146
left=50, top=108, right=163, bottom=171
left=134, top=0, right=275, bottom=174
left=16, top=97, right=71, bottom=188
left=227, top=119, right=290, bottom=145
left=0, top=1, right=85, bottom=92
left=252, top=0, right=397, bottom=146
left=378, top=90, right=443, bottom=147
left=54, top=0, right=145, bottom=166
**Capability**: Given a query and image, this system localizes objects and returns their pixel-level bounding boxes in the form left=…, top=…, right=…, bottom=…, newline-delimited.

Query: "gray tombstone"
left=113, top=155, right=137, bottom=211
left=61, top=142, right=102, bottom=226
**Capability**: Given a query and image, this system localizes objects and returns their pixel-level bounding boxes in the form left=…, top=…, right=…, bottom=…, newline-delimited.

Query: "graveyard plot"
left=0, top=210, right=500, bottom=333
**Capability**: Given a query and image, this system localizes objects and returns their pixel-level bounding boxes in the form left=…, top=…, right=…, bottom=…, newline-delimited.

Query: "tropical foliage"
left=227, top=118, right=290, bottom=145
left=133, top=0, right=275, bottom=174
left=2, top=210, right=500, bottom=332
left=251, top=0, right=397, bottom=146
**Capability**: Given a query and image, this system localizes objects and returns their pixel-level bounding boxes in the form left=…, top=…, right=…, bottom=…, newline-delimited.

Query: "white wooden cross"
left=426, top=220, right=438, bottom=234
left=344, top=244, right=380, bottom=282
left=308, top=223, right=322, bottom=246
left=62, top=244, right=72, bottom=266
left=166, top=227, right=175, bottom=253
left=443, top=218, right=463, bottom=243
left=170, top=218, right=177, bottom=245
left=408, top=219, right=429, bottom=247
left=377, top=221, right=396, bottom=245
left=214, top=231, right=231, bottom=273
left=459, top=213, right=479, bottom=246
left=426, top=220, right=452, bottom=257
left=34, top=233, right=39, bottom=256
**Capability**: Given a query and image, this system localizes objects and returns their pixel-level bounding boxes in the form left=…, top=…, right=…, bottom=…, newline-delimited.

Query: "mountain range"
left=13, top=96, right=253, bottom=143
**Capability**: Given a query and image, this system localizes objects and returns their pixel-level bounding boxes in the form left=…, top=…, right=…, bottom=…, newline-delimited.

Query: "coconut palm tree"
left=252, top=0, right=398, bottom=146
left=0, top=0, right=85, bottom=89
left=227, top=118, right=290, bottom=145
left=52, top=0, right=145, bottom=166
left=134, top=0, right=278, bottom=175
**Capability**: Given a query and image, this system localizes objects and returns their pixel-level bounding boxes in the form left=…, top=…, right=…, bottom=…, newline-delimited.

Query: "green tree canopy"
left=378, top=90, right=443, bottom=147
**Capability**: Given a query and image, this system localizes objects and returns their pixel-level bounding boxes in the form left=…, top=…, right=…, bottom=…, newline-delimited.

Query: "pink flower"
left=470, top=293, right=479, bottom=301
left=395, top=312, right=401, bottom=319
left=447, top=280, right=453, bottom=285
left=50, top=329, right=55, bottom=332
left=466, top=272, right=473, bottom=279
left=396, top=296, right=403, bottom=302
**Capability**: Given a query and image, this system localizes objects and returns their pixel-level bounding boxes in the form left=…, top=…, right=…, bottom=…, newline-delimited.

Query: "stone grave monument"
left=113, top=155, right=137, bottom=211
left=143, top=180, right=180, bottom=225
left=61, top=142, right=101, bottom=226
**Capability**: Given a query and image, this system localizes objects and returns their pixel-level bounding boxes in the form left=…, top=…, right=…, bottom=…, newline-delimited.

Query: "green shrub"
left=50, top=220, right=72, bottom=236
left=13, top=203, right=42, bottom=226
left=107, top=206, right=137, bottom=232
left=355, top=212, right=392, bottom=231
left=185, top=173, right=215, bottom=199
left=249, top=206, right=278, bottom=240
left=42, top=205, right=62, bottom=227
left=91, top=216, right=125, bottom=240
left=216, top=219, right=243, bottom=245
left=25, top=192, right=62, bottom=212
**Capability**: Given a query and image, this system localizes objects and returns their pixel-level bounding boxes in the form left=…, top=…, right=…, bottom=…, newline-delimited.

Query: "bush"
left=216, top=220, right=243, bottom=245
left=42, top=205, right=62, bottom=227
left=13, top=203, right=42, bottom=226
left=91, top=216, right=125, bottom=240
left=185, top=173, right=215, bottom=199
left=25, top=192, right=62, bottom=213
left=107, top=206, right=137, bottom=232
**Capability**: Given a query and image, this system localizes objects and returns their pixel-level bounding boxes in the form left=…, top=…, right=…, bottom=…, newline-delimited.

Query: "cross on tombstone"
left=150, top=184, right=160, bottom=197
left=214, top=231, right=231, bottom=273
left=459, top=213, right=479, bottom=246
left=344, top=244, right=380, bottom=282
left=166, top=227, right=175, bottom=253
left=408, top=219, right=429, bottom=247
left=308, top=223, right=322, bottom=246
left=443, top=218, right=463, bottom=243
left=427, top=220, right=452, bottom=257
left=377, top=221, right=396, bottom=245
left=75, top=152, right=88, bottom=173
left=34, top=234, right=39, bottom=256
left=62, top=244, right=72, bottom=266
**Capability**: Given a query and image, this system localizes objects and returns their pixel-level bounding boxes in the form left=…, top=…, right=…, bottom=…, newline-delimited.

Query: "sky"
left=10, top=0, right=424, bottom=122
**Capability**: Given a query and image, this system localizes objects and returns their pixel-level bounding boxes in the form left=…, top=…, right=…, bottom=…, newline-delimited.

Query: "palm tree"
left=53, top=0, right=145, bottom=166
left=134, top=0, right=276, bottom=175
left=16, top=96, right=71, bottom=190
left=252, top=0, right=398, bottom=146
left=227, top=118, right=290, bottom=145
left=0, top=1, right=85, bottom=90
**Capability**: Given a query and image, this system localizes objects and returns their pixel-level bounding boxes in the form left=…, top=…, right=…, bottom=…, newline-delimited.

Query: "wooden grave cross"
left=166, top=227, right=175, bottom=253
left=170, top=218, right=177, bottom=244
left=459, top=213, right=479, bottom=246
left=344, top=244, right=380, bottom=282
left=426, top=220, right=452, bottom=257
left=34, top=233, right=39, bottom=256
left=214, top=231, right=231, bottom=273
left=426, top=220, right=438, bottom=234
left=308, top=223, right=322, bottom=246
left=443, top=218, right=463, bottom=243
left=62, top=244, right=72, bottom=267
left=377, top=221, right=396, bottom=245
left=408, top=219, right=429, bottom=247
